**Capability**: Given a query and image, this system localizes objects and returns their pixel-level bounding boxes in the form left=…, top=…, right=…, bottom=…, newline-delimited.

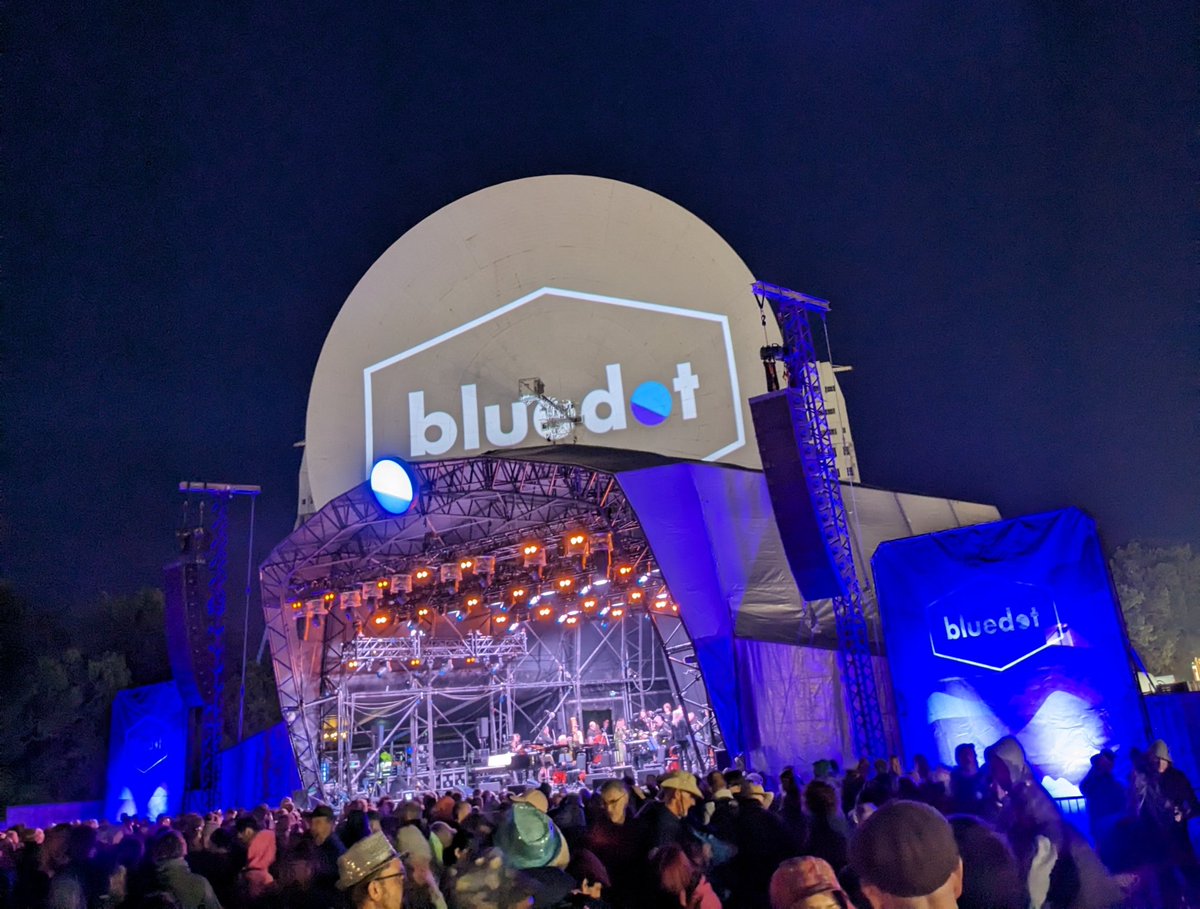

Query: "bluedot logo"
left=369, top=458, right=417, bottom=514
left=409, top=362, right=700, bottom=457
left=927, top=579, right=1064, bottom=672
left=630, top=382, right=673, bottom=426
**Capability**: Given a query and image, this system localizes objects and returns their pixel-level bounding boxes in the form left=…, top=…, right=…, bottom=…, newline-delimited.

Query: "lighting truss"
left=753, top=282, right=889, bottom=761
left=344, top=630, right=530, bottom=665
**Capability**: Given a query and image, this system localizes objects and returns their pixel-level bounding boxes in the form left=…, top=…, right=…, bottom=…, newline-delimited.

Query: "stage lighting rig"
left=440, top=563, right=463, bottom=590
left=519, top=376, right=581, bottom=442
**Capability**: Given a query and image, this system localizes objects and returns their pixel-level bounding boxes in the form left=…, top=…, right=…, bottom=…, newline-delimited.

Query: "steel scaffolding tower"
left=752, top=282, right=888, bottom=760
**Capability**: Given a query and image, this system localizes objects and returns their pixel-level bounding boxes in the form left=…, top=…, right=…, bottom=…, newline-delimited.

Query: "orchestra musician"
left=533, top=724, right=555, bottom=746
left=568, top=716, right=583, bottom=747
left=614, top=717, right=629, bottom=766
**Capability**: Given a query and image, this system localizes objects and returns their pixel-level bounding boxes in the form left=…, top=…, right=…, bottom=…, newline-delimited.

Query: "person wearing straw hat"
left=636, top=771, right=703, bottom=854
left=337, top=832, right=405, bottom=909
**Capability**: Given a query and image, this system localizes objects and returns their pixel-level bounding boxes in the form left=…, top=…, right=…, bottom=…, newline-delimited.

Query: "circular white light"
left=369, top=459, right=415, bottom=514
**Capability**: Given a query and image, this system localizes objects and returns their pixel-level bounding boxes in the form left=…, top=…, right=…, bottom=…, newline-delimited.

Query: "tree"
left=1110, top=542, right=1200, bottom=679
left=222, top=656, right=283, bottom=747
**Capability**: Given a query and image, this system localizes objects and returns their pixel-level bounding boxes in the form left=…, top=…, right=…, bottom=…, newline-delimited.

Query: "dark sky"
left=4, top=2, right=1197, bottom=609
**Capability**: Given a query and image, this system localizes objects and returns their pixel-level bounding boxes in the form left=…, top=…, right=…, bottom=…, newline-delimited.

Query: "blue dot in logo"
left=630, top=381, right=672, bottom=426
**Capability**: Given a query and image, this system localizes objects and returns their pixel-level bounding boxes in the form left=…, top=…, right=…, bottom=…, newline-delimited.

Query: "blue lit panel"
left=105, top=682, right=187, bottom=821
left=873, top=508, right=1144, bottom=797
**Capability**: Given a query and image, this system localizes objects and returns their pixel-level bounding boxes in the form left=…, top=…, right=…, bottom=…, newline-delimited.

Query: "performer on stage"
left=635, top=709, right=653, bottom=734
left=533, top=724, right=555, bottom=746
left=672, top=707, right=690, bottom=769
left=650, top=715, right=669, bottom=765
left=614, top=717, right=629, bottom=766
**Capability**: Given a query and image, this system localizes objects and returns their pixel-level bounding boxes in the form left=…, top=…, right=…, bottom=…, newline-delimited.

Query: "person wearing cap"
left=337, top=832, right=405, bottom=909
left=307, top=804, right=346, bottom=895
left=1079, top=749, right=1125, bottom=850
left=769, top=855, right=851, bottom=909
left=848, top=800, right=963, bottom=909
left=1143, top=738, right=1198, bottom=898
left=636, top=770, right=703, bottom=855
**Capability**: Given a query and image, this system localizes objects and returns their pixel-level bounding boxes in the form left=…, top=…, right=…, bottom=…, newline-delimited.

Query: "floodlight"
left=369, top=458, right=417, bottom=514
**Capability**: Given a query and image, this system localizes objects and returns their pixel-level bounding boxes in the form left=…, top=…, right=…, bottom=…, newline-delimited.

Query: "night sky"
left=4, top=3, right=1196, bottom=611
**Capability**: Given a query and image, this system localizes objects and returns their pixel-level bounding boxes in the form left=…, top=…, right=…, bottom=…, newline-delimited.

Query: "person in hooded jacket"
left=987, top=736, right=1122, bottom=909
left=1138, top=739, right=1199, bottom=906
left=237, top=829, right=276, bottom=905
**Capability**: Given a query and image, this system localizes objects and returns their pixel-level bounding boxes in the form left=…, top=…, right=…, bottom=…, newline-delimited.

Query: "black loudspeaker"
left=1157, top=681, right=1190, bottom=694
left=750, top=389, right=846, bottom=601
left=164, top=557, right=215, bottom=707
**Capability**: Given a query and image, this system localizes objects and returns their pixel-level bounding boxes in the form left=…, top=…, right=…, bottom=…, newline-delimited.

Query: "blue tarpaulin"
left=873, top=508, right=1147, bottom=795
left=105, top=682, right=187, bottom=821
left=618, top=462, right=871, bottom=769
left=215, top=722, right=301, bottom=809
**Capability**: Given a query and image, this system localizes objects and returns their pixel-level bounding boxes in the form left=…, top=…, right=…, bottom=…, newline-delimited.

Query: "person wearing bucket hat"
left=495, top=801, right=570, bottom=871
left=336, top=832, right=405, bottom=909
left=769, top=855, right=851, bottom=909
left=494, top=803, right=605, bottom=909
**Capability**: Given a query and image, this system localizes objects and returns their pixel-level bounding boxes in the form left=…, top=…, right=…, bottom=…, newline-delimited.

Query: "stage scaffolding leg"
left=337, top=687, right=349, bottom=794
left=620, top=625, right=633, bottom=725
left=425, top=687, right=436, bottom=789
left=409, top=705, right=419, bottom=790
left=503, top=671, right=515, bottom=751
left=573, top=627, right=583, bottom=729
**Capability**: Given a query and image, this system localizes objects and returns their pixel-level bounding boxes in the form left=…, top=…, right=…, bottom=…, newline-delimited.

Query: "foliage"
left=0, top=582, right=283, bottom=809
left=1110, top=542, right=1200, bottom=679
left=222, top=653, right=283, bottom=747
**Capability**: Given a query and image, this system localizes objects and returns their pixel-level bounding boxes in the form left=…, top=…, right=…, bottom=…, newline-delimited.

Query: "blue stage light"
left=369, top=458, right=416, bottom=514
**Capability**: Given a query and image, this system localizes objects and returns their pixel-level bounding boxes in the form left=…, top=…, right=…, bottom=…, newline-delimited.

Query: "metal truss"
left=650, top=611, right=723, bottom=767
left=344, top=631, right=531, bottom=665
left=260, top=452, right=713, bottom=797
left=754, top=282, right=889, bottom=761
left=320, top=615, right=690, bottom=797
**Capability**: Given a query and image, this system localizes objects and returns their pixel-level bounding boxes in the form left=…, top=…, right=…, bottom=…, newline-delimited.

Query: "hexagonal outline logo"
left=361, top=286, right=746, bottom=475
left=926, top=579, right=1065, bottom=672
left=124, top=715, right=171, bottom=774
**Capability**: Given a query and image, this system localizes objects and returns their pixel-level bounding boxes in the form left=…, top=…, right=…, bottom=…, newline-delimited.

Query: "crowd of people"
left=1, top=734, right=1196, bottom=909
